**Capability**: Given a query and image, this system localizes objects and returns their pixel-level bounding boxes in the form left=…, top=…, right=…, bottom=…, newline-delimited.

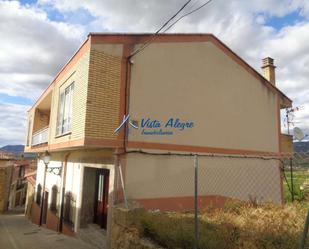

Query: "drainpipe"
left=115, top=45, right=133, bottom=199
left=118, top=42, right=135, bottom=153
left=115, top=46, right=133, bottom=203
left=123, top=46, right=133, bottom=151
left=58, top=153, right=70, bottom=233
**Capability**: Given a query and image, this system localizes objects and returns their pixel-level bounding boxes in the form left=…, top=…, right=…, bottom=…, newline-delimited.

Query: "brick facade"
left=49, top=51, right=90, bottom=145
left=85, top=49, right=121, bottom=141
left=33, top=109, right=50, bottom=134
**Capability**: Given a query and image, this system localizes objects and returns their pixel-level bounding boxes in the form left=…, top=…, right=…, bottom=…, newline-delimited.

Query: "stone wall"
left=25, top=182, right=35, bottom=218
left=111, top=208, right=164, bottom=249
left=0, top=164, right=13, bottom=213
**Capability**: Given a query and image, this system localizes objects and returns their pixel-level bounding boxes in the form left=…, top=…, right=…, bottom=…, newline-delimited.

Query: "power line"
left=129, top=0, right=193, bottom=59
left=185, top=0, right=202, bottom=12
left=129, top=0, right=214, bottom=59
left=163, top=0, right=213, bottom=33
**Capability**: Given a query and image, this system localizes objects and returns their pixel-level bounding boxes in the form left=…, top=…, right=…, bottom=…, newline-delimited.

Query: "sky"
left=0, top=0, right=308, bottom=146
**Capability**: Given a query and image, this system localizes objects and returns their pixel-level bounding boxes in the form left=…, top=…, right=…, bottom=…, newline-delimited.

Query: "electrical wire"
left=115, top=149, right=290, bottom=161
left=186, top=0, right=202, bottom=12
left=130, top=0, right=214, bottom=58
left=163, top=0, right=213, bottom=33
left=129, top=0, right=193, bottom=58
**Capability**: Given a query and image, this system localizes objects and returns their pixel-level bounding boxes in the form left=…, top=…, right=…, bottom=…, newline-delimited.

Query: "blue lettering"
left=141, top=118, right=150, bottom=128
left=143, top=117, right=194, bottom=132
left=165, top=118, right=174, bottom=128
left=141, top=118, right=161, bottom=128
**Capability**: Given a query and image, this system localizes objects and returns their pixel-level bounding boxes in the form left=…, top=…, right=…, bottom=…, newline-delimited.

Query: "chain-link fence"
left=114, top=151, right=309, bottom=249
left=282, top=152, right=309, bottom=249
left=282, top=152, right=309, bottom=202
left=115, top=152, right=285, bottom=205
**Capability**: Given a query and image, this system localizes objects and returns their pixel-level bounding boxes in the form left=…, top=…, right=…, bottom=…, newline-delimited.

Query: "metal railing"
left=31, top=126, right=49, bottom=146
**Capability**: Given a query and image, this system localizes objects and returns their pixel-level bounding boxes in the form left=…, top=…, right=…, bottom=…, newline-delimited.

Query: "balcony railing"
left=32, top=126, right=49, bottom=146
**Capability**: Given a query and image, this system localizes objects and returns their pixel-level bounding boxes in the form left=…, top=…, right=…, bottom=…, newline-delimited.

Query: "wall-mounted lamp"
left=43, top=151, right=50, bottom=166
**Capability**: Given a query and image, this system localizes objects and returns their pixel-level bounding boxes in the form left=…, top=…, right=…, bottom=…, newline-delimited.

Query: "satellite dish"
left=293, top=127, right=305, bottom=141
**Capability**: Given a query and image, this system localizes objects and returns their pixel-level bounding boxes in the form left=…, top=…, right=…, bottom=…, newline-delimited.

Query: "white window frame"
left=56, top=83, right=74, bottom=136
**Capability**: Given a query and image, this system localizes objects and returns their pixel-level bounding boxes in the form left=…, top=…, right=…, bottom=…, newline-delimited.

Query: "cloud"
left=38, top=0, right=309, bottom=136
left=0, top=73, right=52, bottom=97
left=37, top=0, right=309, bottom=31
left=0, top=102, right=30, bottom=147
left=260, top=22, right=309, bottom=112
left=0, top=0, right=85, bottom=100
left=1, top=0, right=309, bottom=145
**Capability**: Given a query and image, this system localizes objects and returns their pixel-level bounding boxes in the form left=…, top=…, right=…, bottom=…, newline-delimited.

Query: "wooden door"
left=94, top=169, right=109, bottom=229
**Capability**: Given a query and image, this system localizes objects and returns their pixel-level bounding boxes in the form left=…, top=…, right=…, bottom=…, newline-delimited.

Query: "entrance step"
left=77, top=223, right=107, bottom=249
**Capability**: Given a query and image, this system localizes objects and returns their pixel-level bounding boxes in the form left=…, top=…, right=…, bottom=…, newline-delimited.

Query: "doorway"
left=94, top=169, right=110, bottom=229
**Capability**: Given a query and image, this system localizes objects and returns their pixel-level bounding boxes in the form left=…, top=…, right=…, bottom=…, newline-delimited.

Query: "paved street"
left=0, top=212, right=95, bottom=249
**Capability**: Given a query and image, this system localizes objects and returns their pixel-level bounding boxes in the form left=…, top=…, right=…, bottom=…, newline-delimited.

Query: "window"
left=56, top=83, right=74, bottom=136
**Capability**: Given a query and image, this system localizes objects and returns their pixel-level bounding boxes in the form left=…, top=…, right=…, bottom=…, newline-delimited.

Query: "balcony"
left=32, top=126, right=49, bottom=146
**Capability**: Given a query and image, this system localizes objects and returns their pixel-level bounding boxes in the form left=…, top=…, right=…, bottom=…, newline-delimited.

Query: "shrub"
left=130, top=202, right=309, bottom=249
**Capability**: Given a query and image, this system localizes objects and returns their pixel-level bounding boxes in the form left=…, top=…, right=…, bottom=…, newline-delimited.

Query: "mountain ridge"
left=1, top=142, right=309, bottom=155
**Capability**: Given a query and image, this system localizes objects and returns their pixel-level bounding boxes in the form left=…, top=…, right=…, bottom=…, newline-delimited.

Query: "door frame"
left=93, top=168, right=110, bottom=229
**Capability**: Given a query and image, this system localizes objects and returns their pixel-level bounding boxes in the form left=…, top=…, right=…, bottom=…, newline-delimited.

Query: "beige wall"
left=125, top=153, right=282, bottom=204
left=128, top=42, right=279, bottom=153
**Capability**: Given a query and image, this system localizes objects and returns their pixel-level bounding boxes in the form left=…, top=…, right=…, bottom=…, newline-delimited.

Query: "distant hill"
left=0, top=145, right=24, bottom=154
left=294, top=141, right=309, bottom=152
left=0, top=145, right=36, bottom=158
left=1, top=142, right=308, bottom=157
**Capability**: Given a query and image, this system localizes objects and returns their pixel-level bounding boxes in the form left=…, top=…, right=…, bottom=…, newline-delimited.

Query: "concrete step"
left=77, top=224, right=107, bottom=249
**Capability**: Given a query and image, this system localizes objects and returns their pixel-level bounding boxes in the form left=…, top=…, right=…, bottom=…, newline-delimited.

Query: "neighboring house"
left=24, top=34, right=293, bottom=242
left=0, top=152, right=14, bottom=213
left=8, top=159, right=36, bottom=210
left=25, top=170, right=36, bottom=218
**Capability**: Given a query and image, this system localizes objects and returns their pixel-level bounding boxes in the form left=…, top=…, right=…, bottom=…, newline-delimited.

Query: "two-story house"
left=25, top=34, right=292, bottom=244
left=8, top=159, right=36, bottom=210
